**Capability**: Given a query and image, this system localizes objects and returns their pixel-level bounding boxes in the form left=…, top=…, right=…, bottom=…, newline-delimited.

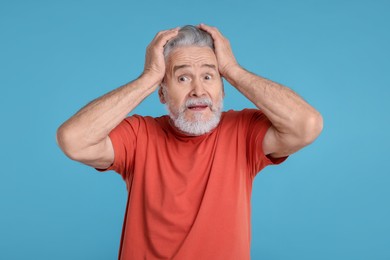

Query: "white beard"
left=163, top=88, right=223, bottom=136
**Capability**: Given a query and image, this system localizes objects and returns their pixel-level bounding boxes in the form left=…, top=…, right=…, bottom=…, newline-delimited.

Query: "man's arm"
left=56, top=28, right=179, bottom=169
left=199, top=24, right=323, bottom=158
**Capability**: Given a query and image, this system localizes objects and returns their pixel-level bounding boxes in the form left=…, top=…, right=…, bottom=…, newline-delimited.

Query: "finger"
left=198, top=23, right=224, bottom=39
left=150, top=27, right=178, bottom=45
left=156, top=27, right=180, bottom=36
left=154, top=27, right=180, bottom=47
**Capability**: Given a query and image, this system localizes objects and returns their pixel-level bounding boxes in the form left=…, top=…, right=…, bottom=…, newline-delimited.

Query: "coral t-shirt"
left=100, top=109, right=286, bottom=260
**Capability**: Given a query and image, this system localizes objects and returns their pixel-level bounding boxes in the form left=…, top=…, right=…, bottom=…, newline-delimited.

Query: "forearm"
left=224, top=65, right=322, bottom=142
left=57, top=73, right=159, bottom=154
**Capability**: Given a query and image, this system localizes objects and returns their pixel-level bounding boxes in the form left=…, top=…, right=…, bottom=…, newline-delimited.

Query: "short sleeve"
left=95, top=116, right=140, bottom=180
left=244, top=109, right=287, bottom=177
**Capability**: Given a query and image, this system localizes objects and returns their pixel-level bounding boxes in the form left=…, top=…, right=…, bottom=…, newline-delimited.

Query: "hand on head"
left=142, top=24, right=239, bottom=90
left=197, top=24, right=239, bottom=77
left=143, top=27, right=180, bottom=86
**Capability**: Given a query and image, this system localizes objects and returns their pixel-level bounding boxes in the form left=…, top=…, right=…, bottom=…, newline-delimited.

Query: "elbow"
left=56, top=125, right=81, bottom=161
left=56, top=125, right=66, bottom=151
left=301, top=111, right=324, bottom=146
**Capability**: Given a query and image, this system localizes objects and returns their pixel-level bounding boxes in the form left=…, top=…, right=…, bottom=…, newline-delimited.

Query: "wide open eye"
left=178, top=76, right=189, bottom=82
left=204, top=74, right=212, bottom=80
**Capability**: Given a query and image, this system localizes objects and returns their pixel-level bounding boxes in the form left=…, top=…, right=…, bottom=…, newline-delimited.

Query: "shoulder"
left=217, top=109, right=270, bottom=137
left=222, top=108, right=268, bottom=124
left=113, top=114, right=170, bottom=137
left=122, top=114, right=169, bottom=126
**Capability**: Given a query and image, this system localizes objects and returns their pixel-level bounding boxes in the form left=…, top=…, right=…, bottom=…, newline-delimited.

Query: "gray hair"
left=163, top=25, right=214, bottom=59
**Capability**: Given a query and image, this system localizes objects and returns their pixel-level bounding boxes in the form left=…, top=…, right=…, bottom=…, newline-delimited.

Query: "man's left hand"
left=198, top=24, right=239, bottom=78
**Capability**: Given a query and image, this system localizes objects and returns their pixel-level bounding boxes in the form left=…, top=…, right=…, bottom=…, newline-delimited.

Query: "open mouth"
left=185, top=98, right=213, bottom=112
left=188, top=105, right=209, bottom=111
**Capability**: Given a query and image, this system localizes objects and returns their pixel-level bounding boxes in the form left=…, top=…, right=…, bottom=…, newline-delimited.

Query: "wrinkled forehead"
left=165, top=46, right=218, bottom=74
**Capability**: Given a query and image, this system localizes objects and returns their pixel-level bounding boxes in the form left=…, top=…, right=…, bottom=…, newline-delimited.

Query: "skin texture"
left=56, top=24, right=323, bottom=169
left=198, top=24, right=323, bottom=158
left=56, top=28, right=180, bottom=169
left=159, top=46, right=224, bottom=124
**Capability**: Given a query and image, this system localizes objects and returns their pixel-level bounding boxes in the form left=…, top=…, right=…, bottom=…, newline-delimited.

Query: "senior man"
left=57, top=24, right=323, bottom=259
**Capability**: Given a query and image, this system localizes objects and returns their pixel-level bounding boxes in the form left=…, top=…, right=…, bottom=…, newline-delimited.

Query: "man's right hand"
left=142, top=28, right=180, bottom=86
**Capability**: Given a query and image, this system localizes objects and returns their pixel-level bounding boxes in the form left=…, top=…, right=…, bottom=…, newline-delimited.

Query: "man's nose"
left=190, top=79, right=206, bottom=97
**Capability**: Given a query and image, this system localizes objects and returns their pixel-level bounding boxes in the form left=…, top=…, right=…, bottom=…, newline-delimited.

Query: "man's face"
left=160, top=46, right=224, bottom=135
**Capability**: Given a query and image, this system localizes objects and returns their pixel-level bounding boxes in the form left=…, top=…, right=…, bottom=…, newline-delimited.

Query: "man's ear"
left=158, top=84, right=166, bottom=104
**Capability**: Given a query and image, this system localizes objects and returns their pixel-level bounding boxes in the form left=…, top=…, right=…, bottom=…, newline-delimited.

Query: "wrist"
left=139, top=71, right=164, bottom=89
left=222, top=64, right=244, bottom=85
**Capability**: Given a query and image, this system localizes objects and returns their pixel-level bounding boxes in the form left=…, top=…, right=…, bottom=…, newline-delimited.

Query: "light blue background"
left=1, top=0, right=389, bottom=259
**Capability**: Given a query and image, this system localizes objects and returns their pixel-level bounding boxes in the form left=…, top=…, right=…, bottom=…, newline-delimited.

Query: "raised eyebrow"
left=201, top=64, right=217, bottom=71
left=173, top=64, right=191, bottom=74
left=172, top=64, right=217, bottom=74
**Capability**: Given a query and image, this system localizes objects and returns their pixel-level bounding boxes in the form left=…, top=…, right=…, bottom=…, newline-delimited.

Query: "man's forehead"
left=167, top=46, right=218, bottom=71
left=173, top=64, right=217, bottom=74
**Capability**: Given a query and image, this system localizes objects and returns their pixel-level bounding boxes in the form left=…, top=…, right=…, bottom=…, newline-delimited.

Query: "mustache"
left=185, top=98, right=213, bottom=108
left=177, top=97, right=214, bottom=113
